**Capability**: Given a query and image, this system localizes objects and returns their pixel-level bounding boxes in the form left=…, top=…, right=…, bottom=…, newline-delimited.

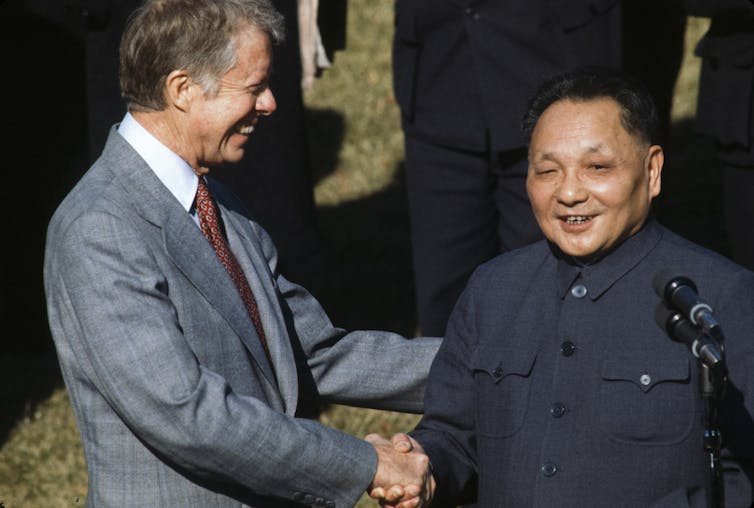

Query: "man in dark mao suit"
left=392, top=0, right=623, bottom=336
left=377, top=69, right=754, bottom=507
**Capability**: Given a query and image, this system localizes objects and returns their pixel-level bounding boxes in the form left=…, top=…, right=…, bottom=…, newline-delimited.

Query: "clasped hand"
left=366, top=432, right=435, bottom=508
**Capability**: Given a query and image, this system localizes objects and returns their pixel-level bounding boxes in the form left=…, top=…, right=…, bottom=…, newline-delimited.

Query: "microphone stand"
left=654, top=302, right=728, bottom=508
left=699, top=340, right=727, bottom=508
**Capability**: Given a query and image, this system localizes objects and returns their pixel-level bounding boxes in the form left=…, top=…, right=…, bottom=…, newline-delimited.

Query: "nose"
left=555, top=171, right=588, bottom=205
left=256, top=87, right=276, bottom=116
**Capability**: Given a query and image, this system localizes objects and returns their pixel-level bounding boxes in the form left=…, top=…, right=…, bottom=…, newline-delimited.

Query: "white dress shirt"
left=117, top=112, right=201, bottom=223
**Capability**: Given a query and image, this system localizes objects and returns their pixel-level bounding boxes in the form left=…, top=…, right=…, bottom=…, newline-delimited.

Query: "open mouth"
left=563, top=215, right=591, bottom=225
left=235, top=124, right=255, bottom=135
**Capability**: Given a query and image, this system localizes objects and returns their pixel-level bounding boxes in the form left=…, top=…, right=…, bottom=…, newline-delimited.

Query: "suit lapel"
left=107, top=131, right=278, bottom=389
left=222, top=206, right=300, bottom=415
left=162, top=210, right=278, bottom=387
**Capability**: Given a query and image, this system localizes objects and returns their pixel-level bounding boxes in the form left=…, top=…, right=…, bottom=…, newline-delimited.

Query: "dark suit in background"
left=392, top=0, right=623, bottom=336
left=622, top=0, right=687, bottom=146
left=686, top=0, right=754, bottom=270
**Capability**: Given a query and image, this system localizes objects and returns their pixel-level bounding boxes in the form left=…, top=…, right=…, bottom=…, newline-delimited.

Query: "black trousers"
left=404, top=135, right=542, bottom=336
left=724, top=162, right=754, bottom=272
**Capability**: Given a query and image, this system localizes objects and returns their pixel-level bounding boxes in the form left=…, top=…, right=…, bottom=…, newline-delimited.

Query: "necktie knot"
left=195, top=178, right=222, bottom=242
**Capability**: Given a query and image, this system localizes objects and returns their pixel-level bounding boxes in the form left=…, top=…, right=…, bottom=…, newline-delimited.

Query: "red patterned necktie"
left=195, top=177, right=271, bottom=362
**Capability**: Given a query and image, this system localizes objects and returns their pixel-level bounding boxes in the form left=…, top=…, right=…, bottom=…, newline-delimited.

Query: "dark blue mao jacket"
left=414, top=220, right=754, bottom=507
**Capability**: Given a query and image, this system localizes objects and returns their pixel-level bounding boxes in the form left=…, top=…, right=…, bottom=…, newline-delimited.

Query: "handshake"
left=366, top=433, right=436, bottom=508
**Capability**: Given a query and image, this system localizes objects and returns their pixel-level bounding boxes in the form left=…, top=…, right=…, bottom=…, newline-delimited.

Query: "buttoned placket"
left=532, top=273, right=591, bottom=505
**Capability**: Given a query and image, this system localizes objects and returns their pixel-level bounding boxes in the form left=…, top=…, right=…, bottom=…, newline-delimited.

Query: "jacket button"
left=541, top=462, right=558, bottom=477
left=570, top=284, right=587, bottom=298
left=464, top=7, right=480, bottom=19
left=550, top=402, right=566, bottom=418
left=493, top=365, right=504, bottom=377
left=561, top=341, right=577, bottom=356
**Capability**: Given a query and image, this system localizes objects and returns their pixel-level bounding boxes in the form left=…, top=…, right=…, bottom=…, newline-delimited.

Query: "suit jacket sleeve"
left=409, top=280, right=482, bottom=506
left=47, top=208, right=379, bottom=506
left=247, top=220, right=441, bottom=414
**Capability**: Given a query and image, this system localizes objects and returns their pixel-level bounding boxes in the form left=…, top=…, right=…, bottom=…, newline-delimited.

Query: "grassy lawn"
left=0, top=4, right=714, bottom=507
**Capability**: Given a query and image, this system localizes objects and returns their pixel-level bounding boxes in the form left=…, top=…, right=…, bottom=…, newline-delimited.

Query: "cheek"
left=595, top=181, right=644, bottom=214
left=526, top=181, right=553, bottom=216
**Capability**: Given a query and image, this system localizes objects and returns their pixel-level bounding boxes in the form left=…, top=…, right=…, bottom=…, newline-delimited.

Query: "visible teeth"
left=565, top=216, right=589, bottom=224
left=236, top=124, right=254, bottom=135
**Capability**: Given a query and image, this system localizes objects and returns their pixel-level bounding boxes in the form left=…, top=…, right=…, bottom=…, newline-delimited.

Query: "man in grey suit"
left=43, top=0, right=437, bottom=506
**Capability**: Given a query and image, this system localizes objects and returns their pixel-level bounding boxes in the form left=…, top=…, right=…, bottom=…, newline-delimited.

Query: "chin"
left=223, top=150, right=246, bottom=164
left=556, top=242, right=598, bottom=260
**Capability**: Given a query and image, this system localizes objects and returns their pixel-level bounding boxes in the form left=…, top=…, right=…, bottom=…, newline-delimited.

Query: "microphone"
left=654, top=303, right=725, bottom=370
left=653, top=269, right=723, bottom=340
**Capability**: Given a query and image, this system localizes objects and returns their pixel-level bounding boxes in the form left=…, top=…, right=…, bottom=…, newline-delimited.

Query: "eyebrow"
left=535, top=143, right=608, bottom=161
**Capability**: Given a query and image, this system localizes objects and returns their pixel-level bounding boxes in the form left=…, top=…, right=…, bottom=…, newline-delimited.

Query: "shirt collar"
left=555, top=218, right=663, bottom=300
left=117, top=112, right=199, bottom=213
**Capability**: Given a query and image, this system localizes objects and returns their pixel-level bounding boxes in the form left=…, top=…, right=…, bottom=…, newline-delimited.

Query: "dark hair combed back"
left=120, top=0, right=285, bottom=112
left=521, top=68, right=659, bottom=146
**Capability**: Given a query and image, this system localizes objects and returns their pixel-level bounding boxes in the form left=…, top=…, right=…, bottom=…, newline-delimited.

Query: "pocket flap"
left=602, top=356, right=689, bottom=393
left=471, top=345, right=537, bottom=383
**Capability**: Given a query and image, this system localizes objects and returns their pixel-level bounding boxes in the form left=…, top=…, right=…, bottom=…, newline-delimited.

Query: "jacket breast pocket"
left=599, top=355, right=694, bottom=445
left=471, top=345, right=537, bottom=438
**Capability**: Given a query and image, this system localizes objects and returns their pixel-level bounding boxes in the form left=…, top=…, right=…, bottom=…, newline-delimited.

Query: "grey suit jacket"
left=44, top=128, right=440, bottom=507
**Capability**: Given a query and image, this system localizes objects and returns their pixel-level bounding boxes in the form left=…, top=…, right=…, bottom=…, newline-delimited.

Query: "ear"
left=164, top=69, right=194, bottom=112
left=646, top=144, right=663, bottom=199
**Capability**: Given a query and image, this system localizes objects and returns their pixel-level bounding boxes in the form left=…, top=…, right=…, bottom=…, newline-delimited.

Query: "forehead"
left=242, top=25, right=271, bottom=54
left=529, top=98, right=638, bottom=156
left=210, top=28, right=271, bottom=91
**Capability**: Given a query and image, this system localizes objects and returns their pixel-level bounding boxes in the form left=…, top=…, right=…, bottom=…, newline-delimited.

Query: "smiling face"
left=183, top=26, right=275, bottom=172
left=526, top=98, right=663, bottom=261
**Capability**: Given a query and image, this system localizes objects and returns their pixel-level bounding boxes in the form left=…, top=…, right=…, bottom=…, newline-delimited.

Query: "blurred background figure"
left=392, top=0, right=622, bottom=336
left=622, top=0, right=687, bottom=147
left=685, top=0, right=754, bottom=270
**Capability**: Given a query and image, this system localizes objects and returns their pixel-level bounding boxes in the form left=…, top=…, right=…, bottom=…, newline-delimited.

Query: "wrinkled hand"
left=366, top=433, right=435, bottom=508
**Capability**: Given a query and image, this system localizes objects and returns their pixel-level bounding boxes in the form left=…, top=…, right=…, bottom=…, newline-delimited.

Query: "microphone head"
left=652, top=269, right=697, bottom=300
left=654, top=302, right=682, bottom=334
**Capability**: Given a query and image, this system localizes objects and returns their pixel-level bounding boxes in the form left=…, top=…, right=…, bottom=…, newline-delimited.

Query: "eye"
left=590, top=163, right=610, bottom=171
left=532, top=165, right=557, bottom=175
left=247, top=83, right=268, bottom=96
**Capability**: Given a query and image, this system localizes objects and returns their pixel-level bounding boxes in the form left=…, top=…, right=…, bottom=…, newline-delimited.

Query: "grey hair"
left=120, top=0, right=285, bottom=111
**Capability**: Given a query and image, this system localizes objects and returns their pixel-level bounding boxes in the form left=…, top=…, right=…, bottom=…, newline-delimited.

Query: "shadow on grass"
left=0, top=2, right=86, bottom=447
left=306, top=107, right=347, bottom=186
left=0, top=352, right=63, bottom=445
left=299, top=162, right=417, bottom=337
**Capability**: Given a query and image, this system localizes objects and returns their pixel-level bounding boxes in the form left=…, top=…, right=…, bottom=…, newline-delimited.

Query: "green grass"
left=0, top=5, right=713, bottom=507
